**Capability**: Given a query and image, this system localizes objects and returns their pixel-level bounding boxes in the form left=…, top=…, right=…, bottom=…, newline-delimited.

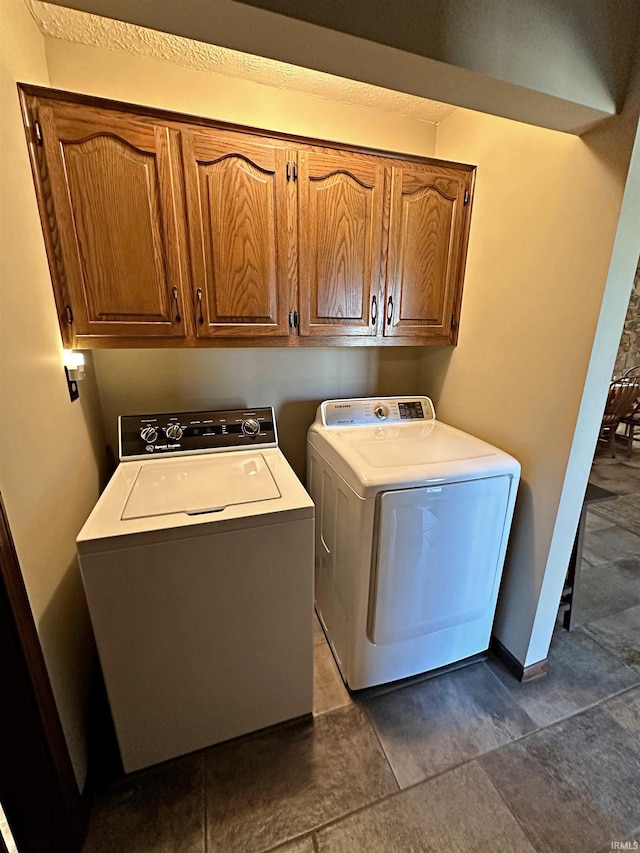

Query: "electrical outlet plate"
left=64, top=366, right=79, bottom=402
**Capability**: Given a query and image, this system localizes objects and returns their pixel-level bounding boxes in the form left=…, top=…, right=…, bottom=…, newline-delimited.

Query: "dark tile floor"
left=82, top=447, right=640, bottom=853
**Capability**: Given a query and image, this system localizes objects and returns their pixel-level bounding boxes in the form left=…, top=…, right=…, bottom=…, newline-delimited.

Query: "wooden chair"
left=598, top=377, right=640, bottom=457
left=619, top=367, right=640, bottom=456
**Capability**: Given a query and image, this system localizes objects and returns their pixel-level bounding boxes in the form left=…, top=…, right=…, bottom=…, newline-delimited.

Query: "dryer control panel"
left=321, top=397, right=436, bottom=427
left=119, top=407, right=277, bottom=460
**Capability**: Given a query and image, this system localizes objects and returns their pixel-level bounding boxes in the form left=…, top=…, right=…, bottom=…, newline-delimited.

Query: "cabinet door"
left=182, top=129, right=293, bottom=337
left=385, top=163, right=470, bottom=341
left=298, top=149, right=385, bottom=337
left=38, top=103, right=189, bottom=341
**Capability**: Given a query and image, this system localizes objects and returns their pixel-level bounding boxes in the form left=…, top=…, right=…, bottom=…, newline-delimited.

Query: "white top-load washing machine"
left=307, top=396, right=520, bottom=690
left=78, top=406, right=314, bottom=773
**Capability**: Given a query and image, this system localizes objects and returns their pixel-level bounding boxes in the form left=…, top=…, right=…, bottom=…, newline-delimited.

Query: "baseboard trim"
left=490, top=637, right=548, bottom=682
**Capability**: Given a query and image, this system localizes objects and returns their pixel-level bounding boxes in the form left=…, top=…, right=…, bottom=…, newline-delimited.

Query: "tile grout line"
left=263, top=705, right=413, bottom=848
left=473, top=759, right=547, bottom=853
left=223, top=702, right=403, bottom=853
left=94, top=595, right=640, bottom=852
left=315, top=678, right=640, bottom=832
left=572, top=550, right=640, bottom=626
left=477, top=689, right=640, bottom=853
left=483, top=640, right=640, bottom=729
left=306, top=668, right=640, bottom=844
left=580, top=616, right=640, bottom=678
left=213, top=680, right=640, bottom=853
left=360, top=700, right=403, bottom=792
left=261, top=830, right=318, bottom=853
left=92, top=668, right=640, bottom=852
left=474, top=676, right=640, bottom=757
left=265, top=703, right=439, bottom=846
left=299, top=480, right=640, bottom=853
left=318, top=678, right=640, bottom=842
left=263, top=680, right=549, bottom=848
left=257, top=728, right=561, bottom=852
left=468, top=681, right=640, bottom=778
left=479, top=658, right=539, bottom=729
left=279, top=755, right=529, bottom=850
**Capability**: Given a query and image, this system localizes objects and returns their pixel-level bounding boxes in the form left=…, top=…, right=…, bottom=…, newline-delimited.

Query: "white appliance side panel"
left=308, top=448, right=367, bottom=677
left=370, top=477, right=512, bottom=646
left=80, top=516, right=314, bottom=773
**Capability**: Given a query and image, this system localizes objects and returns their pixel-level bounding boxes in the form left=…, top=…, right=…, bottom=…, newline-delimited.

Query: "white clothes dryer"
left=307, top=396, right=520, bottom=690
left=78, top=406, right=314, bottom=772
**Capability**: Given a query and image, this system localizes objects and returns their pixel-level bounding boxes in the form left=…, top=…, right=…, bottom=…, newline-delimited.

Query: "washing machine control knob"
left=242, top=418, right=260, bottom=437
left=140, top=426, right=158, bottom=443
left=374, top=405, right=390, bottom=421
left=165, top=423, right=183, bottom=441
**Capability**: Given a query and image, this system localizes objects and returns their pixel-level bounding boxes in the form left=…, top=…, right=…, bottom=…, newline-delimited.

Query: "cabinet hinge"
left=34, top=120, right=43, bottom=146
left=463, top=189, right=469, bottom=205
left=451, top=310, right=457, bottom=330
left=65, top=305, right=73, bottom=325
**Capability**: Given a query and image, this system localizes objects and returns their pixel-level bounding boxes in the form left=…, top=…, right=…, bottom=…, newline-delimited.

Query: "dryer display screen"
left=398, top=402, right=425, bottom=420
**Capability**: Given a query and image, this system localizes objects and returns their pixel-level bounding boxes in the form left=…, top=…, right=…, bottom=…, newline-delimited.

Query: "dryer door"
left=369, top=476, right=511, bottom=645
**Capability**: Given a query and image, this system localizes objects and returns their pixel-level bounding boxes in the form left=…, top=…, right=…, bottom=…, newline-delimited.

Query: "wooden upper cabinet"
left=385, top=163, right=470, bottom=341
left=181, top=129, right=293, bottom=337
left=36, top=102, right=190, bottom=343
left=22, top=86, right=475, bottom=348
left=297, top=149, right=385, bottom=337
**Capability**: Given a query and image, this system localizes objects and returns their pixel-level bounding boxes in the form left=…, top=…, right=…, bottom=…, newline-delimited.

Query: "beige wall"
left=422, top=95, right=640, bottom=663
left=44, top=38, right=437, bottom=478
left=527, top=63, right=640, bottom=666
left=92, top=347, right=423, bottom=479
left=44, top=35, right=640, bottom=671
left=43, top=38, right=438, bottom=154
left=6, top=19, right=636, bottom=768
left=0, top=0, right=107, bottom=789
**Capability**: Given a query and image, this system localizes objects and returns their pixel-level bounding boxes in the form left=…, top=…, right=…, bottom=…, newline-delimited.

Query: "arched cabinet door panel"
left=385, top=163, right=471, bottom=341
left=182, top=129, right=293, bottom=337
left=22, top=86, right=475, bottom=349
left=37, top=103, right=190, bottom=342
left=298, top=149, right=385, bottom=337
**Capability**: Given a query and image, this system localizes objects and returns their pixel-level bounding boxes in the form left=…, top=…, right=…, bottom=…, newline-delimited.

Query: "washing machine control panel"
left=119, top=407, right=277, bottom=460
left=322, top=396, right=435, bottom=427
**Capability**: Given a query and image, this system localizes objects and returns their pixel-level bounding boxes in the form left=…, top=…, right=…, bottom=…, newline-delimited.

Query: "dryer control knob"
left=140, top=426, right=158, bottom=443
left=242, top=418, right=260, bottom=437
left=374, top=405, right=389, bottom=420
left=165, top=423, right=183, bottom=440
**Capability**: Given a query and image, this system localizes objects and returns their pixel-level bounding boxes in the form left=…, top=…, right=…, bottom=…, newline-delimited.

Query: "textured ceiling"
left=25, top=0, right=455, bottom=124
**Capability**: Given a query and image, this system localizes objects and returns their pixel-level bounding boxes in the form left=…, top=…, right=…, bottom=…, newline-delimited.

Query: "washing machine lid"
left=122, top=453, right=280, bottom=520
left=77, top=447, right=314, bottom=554
left=308, top=398, right=520, bottom=497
